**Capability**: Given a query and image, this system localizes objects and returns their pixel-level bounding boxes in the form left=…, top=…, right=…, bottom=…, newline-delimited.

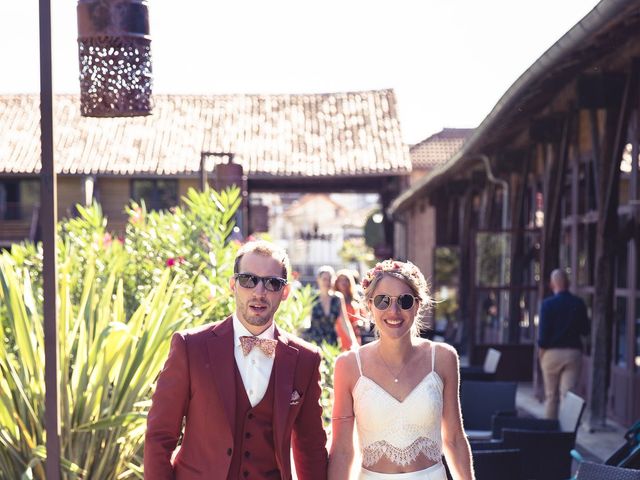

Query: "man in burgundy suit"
left=144, top=240, right=328, bottom=479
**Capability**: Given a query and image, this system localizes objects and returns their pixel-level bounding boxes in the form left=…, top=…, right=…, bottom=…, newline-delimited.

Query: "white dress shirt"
left=233, top=314, right=276, bottom=407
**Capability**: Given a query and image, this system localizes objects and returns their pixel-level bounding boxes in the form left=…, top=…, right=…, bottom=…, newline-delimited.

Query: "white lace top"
left=353, top=345, right=443, bottom=467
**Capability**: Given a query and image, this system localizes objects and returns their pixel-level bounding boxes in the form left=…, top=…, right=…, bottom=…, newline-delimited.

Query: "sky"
left=1, top=0, right=601, bottom=145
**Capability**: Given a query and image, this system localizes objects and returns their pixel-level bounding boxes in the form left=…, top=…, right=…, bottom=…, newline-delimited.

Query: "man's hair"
left=234, top=240, right=290, bottom=279
left=550, top=268, right=569, bottom=289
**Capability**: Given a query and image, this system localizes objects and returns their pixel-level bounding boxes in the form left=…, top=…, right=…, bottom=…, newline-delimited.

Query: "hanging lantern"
left=77, top=0, right=152, bottom=117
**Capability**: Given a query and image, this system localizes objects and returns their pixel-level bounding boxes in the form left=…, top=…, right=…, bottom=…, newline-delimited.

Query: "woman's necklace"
left=378, top=344, right=410, bottom=383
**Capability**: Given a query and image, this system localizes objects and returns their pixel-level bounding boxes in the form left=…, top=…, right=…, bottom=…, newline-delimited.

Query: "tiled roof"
left=0, top=91, right=410, bottom=178
left=410, top=128, right=473, bottom=169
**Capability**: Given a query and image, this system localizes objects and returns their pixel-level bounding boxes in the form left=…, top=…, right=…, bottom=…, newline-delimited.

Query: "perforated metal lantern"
left=77, top=0, right=152, bottom=117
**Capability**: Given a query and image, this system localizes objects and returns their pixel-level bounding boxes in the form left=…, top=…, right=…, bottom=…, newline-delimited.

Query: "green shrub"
left=0, top=187, right=315, bottom=479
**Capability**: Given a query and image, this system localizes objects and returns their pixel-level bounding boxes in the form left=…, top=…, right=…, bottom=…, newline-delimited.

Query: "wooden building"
left=0, top=90, right=410, bottom=247
left=395, top=128, right=473, bottom=280
left=390, top=0, right=640, bottom=427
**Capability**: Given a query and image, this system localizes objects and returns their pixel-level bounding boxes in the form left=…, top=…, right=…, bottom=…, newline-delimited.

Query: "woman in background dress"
left=304, top=265, right=358, bottom=350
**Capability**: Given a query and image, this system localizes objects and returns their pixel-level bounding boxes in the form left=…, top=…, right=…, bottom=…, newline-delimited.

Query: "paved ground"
left=516, top=382, right=629, bottom=471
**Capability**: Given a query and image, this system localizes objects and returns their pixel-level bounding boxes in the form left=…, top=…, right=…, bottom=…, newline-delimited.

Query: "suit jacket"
left=144, top=316, right=328, bottom=480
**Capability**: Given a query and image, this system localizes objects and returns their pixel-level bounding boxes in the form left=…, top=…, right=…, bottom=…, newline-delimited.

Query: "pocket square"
left=290, top=390, right=302, bottom=405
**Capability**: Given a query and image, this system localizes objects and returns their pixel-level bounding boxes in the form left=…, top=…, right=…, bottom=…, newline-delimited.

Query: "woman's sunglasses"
left=373, top=294, right=418, bottom=310
left=234, top=273, right=288, bottom=292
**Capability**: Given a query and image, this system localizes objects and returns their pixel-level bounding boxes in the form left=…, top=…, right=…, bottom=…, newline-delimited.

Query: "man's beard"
left=241, top=300, right=274, bottom=326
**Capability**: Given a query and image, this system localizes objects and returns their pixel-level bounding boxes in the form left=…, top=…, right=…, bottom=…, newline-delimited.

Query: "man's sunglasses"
left=373, top=294, right=419, bottom=310
left=234, top=273, right=288, bottom=292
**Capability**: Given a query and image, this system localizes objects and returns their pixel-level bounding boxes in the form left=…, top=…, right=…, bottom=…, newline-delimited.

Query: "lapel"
left=205, top=316, right=236, bottom=436
left=272, top=326, right=299, bottom=453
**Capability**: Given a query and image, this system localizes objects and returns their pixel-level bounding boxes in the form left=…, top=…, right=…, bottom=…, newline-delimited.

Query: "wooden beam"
left=589, top=108, right=602, bottom=208
left=577, top=73, right=626, bottom=109
left=248, top=174, right=400, bottom=193
left=530, top=115, right=566, bottom=144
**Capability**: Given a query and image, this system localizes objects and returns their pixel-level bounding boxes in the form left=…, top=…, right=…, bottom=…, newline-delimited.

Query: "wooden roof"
left=0, top=91, right=410, bottom=183
left=390, top=0, right=640, bottom=213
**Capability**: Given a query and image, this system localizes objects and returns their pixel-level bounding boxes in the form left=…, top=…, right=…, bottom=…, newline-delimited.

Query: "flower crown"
left=361, top=259, right=425, bottom=292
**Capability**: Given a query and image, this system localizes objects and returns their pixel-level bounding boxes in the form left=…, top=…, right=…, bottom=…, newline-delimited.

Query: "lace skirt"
left=359, top=463, right=447, bottom=480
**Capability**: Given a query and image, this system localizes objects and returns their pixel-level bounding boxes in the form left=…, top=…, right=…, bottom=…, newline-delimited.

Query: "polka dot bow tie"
left=239, top=336, right=277, bottom=358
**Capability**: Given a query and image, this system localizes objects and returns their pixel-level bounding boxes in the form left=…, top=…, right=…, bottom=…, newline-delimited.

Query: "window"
left=578, top=157, right=597, bottom=214
left=0, top=179, right=40, bottom=220
left=577, top=222, right=596, bottom=287
left=559, top=227, right=572, bottom=271
left=615, top=297, right=627, bottom=367
left=131, top=179, right=178, bottom=211
left=615, top=238, right=629, bottom=289
left=475, top=232, right=511, bottom=288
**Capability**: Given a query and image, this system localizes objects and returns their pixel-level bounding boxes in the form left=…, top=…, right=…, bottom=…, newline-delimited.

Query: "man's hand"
left=538, top=348, right=546, bottom=359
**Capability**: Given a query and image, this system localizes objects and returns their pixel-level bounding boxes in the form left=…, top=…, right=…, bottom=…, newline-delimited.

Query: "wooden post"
left=539, top=114, right=572, bottom=302
left=39, top=0, right=61, bottom=477
left=589, top=62, right=638, bottom=429
left=458, top=187, right=475, bottom=355
left=508, top=151, right=531, bottom=343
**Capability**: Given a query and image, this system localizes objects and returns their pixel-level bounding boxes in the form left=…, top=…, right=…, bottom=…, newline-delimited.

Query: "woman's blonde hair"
left=362, top=259, right=432, bottom=336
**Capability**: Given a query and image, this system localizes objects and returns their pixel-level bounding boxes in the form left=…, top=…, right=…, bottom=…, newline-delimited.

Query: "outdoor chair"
left=575, top=461, right=640, bottom=480
left=460, top=348, right=501, bottom=381
left=471, top=392, right=586, bottom=480
left=460, top=380, right=517, bottom=440
left=490, top=390, right=586, bottom=439
left=472, top=428, right=576, bottom=479
left=472, top=447, right=522, bottom=480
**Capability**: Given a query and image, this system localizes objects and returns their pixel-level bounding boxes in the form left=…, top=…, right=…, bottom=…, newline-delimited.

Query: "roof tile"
left=0, top=91, right=410, bottom=178
left=410, top=128, right=473, bottom=169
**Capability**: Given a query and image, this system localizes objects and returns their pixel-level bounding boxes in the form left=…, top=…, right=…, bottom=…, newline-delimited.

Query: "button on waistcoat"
left=227, top=362, right=280, bottom=479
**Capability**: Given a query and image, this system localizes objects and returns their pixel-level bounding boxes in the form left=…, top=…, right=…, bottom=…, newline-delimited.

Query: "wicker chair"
left=575, top=461, right=640, bottom=480
left=460, top=380, right=517, bottom=439
left=489, top=391, right=585, bottom=439
left=471, top=392, right=586, bottom=479
left=473, top=448, right=522, bottom=480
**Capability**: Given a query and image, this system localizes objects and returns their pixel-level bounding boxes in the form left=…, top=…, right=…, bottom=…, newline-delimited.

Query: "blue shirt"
left=538, top=291, right=590, bottom=349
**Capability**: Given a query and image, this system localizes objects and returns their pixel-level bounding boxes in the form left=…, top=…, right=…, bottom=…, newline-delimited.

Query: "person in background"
left=290, top=270, right=303, bottom=291
left=538, top=268, right=590, bottom=419
left=335, top=269, right=366, bottom=345
left=303, top=265, right=358, bottom=351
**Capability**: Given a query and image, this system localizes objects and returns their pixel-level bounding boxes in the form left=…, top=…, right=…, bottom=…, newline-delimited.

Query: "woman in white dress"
left=328, top=260, right=474, bottom=479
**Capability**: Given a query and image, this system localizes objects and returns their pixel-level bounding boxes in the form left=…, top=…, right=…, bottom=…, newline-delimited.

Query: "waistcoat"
left=227, top=363, right=280, bottom=479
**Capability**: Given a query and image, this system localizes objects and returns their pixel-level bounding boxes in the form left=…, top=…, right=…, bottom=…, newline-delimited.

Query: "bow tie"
left=239, top=336, right=277, bottom=358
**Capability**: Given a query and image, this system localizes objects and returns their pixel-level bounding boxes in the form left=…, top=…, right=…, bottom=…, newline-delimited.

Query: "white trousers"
left=359, top=463, right=447, bottom=480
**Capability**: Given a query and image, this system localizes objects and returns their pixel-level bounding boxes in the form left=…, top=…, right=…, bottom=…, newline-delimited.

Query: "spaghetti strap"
left=355, top=349, right=363, bottom=376
left=431, top=343, right=436, bottom=373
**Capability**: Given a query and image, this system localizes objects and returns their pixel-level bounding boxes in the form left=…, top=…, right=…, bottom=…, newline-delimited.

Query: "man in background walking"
left=538, top=269, right=590, bottom=419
